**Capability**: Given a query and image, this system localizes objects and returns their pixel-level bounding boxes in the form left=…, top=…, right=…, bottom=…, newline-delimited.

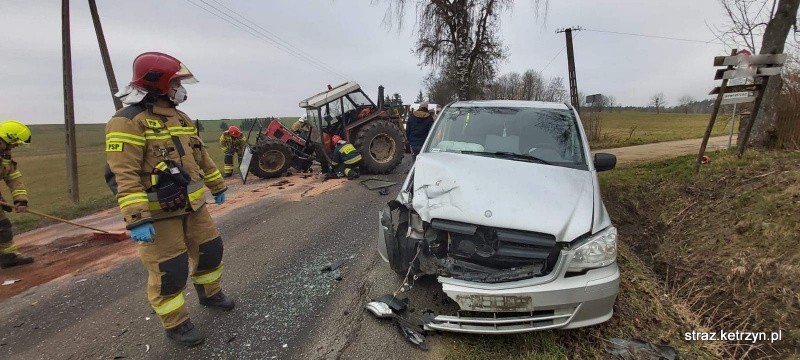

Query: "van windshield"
left=424, top=106, right=587, bottom=169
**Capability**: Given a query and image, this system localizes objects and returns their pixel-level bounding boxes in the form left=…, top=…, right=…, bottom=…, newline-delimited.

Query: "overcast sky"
left=0, top=0, right=733, bottom=124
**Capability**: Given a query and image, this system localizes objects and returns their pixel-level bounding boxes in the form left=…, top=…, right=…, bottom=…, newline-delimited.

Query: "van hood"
left=410, top=152, right=595, bottom=242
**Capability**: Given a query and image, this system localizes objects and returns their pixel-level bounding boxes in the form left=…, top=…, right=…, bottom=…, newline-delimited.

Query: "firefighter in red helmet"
left=329, top=135, right=362, bottom=179
left=105, top=52, right=233, bottom=346
left=219, top=125, right=247, bottom=177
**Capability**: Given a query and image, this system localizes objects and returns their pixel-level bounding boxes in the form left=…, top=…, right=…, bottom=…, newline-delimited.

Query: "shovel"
left=0, top=201, right=129, bottom=241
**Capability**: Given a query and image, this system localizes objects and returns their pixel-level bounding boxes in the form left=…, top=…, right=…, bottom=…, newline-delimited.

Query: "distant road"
left=601, top=135, right=735, bottom=166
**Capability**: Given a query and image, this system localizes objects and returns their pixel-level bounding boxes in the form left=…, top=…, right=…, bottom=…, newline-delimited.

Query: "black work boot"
left=0, top=253, right=34, bottom=269
left=198, top=290, right=235, bottom=311
left=165, top=319, right=205, bottom=347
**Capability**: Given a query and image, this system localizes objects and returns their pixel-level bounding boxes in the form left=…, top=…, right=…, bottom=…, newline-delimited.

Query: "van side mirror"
left=594, top=153, right=617, bottom=172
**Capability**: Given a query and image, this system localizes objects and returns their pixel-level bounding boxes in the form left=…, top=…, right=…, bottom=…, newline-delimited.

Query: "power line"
left=184, top=0, right=349, bottom=79
left=188, top=0, right=347, bottom=79
left=540, top=33, right=579, bottom=74
left=583, top=28, right=724, bottom=45
left=208, top=0, right=341, bottom=76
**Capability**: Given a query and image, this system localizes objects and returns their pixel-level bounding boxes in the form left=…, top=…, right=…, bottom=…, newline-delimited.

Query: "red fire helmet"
left=129, top=52, right=197, bottom=95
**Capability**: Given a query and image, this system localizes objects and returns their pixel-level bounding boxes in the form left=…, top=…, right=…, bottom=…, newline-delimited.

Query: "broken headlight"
left=567, top=226, right=617, bottom=272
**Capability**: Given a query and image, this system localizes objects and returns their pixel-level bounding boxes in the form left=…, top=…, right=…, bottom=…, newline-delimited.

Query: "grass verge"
left=600, top=149, right=800, bottom=358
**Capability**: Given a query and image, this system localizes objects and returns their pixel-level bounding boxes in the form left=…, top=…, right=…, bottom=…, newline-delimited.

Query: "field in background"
left=9, top=111, right=719, bottom=232
left=589, top=111, right=733, bottom=149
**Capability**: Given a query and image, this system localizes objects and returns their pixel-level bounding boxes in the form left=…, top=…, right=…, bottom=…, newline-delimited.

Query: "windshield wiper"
left=461, top=151, right=552, bottom=165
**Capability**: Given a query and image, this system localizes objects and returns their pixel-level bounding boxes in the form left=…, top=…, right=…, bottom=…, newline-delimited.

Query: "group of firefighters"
left=0, top=51, right=379, bottom=347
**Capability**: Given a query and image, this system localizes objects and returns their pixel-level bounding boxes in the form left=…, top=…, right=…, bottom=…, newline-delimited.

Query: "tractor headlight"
left=567, top=226, right=617, bottom=272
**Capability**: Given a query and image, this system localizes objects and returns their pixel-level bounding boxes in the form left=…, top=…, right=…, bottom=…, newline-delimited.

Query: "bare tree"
left=604, top=95, right=616, bottom=112
left=650, top=93, right=667, bottom=114
left=716, top=0, right=800, bottom=148
left=381, top=0, right=548, bottom=100
left=678, top=94, right=696, bottom=114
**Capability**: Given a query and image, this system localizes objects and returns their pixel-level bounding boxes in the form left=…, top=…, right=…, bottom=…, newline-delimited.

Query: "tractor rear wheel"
left=353, top=119, right=405, bottom=174
left=249, top=138, right=293, bottom=179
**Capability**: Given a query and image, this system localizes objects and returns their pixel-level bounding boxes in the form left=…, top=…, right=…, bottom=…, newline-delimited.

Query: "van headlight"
left=567, top=226, right=617, bottom=272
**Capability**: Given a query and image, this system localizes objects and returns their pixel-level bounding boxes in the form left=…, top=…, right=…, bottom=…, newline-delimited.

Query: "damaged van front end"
left=377, top=101, right=620, bottom=334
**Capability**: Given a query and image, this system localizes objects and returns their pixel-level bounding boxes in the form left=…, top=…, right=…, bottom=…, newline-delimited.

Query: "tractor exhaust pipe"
left=377, top=85, right=385, bottom=110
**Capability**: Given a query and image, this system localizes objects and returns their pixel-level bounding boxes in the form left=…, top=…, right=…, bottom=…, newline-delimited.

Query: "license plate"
left=455, top=294, right=533, bottom=312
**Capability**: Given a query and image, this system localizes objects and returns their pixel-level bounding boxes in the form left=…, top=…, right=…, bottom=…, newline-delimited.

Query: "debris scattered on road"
left=226, top=334, right=237, bottom=343
left=395, top=317, right=428, bottom=351
left=376, top=294, right=407, bottom=312
left=144, top=344, right=150, bottom=353
left=13, top=322, right=24, bottom=328
left=271, top=180, right=290, bottom=187
left=366, top=294, right=429, bottom=351
left=604, top=338, right=677, bottom=360
left=378, top=188, right=390, bottom=195
left=365, top=301, right=393, bottom=318
left=360, top=178, right=397, bottom=191
left=2, top=279, right=21, bottom=286
left=282, top=344, right=288, bottom=348
left=320, top=259, right=345, bottom=273
left=144, top=317, right=150, bottom=321
left=75, top=279, right=87, bottom=283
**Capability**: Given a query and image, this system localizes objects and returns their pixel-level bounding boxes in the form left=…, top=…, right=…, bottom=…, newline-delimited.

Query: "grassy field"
left=589, top=111, right=734, bottom=149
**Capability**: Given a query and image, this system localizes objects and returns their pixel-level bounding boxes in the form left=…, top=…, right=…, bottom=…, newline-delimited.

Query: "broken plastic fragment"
left=376, top=294, right=408, bottom=312
left=394, top=317, right=428, bottom=351
left=2, top=279, right=21, bottom=286
left=365, top=301, right=393, bottom=318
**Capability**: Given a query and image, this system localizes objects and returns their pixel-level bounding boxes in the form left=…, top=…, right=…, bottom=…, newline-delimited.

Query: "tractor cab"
left=299, top=82, right=406, bottom=174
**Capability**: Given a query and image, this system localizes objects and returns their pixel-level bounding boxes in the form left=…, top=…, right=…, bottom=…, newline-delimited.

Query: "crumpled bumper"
left=425, top=263, right=619, bottom=334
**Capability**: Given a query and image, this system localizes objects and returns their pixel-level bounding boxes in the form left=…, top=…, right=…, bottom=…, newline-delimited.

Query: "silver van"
left=378, top=100, right=619, bottom=334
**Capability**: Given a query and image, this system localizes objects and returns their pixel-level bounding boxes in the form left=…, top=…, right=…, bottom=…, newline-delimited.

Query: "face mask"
left=170, top=85, right=187, bottom=105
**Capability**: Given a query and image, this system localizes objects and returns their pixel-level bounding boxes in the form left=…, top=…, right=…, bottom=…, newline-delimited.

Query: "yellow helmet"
left=0, top=120, right=32, bottom=145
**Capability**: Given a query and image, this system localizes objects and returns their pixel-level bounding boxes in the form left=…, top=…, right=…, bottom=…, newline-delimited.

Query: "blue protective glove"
left=214, top=192, right=226, bottom=205
left=130, top=223, right=155, bottom=243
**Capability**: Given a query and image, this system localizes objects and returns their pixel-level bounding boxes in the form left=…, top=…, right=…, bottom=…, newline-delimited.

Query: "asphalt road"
left=0, top=159, right=435, bottom=360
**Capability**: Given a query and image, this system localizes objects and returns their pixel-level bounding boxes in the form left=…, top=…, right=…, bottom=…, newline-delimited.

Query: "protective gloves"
left=130, top=222, right=155, bottom=243
left=214, top=192, right=226, bottom=205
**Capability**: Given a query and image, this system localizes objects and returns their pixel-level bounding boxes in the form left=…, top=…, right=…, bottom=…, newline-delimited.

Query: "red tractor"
left=245, top=118, right=328, bottom=179
left=245, top=82, right=406, bottom=179
left=299, top=82, right=406, bottom=174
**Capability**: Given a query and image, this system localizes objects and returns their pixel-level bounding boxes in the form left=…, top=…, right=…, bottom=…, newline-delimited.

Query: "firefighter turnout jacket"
left=0, top=141, right=28, bottom=255
left=0, top=141, right=27, bottom=207
left=331, top=142, right=362, bottom=168
left=219, top=131, right=247, bottom=155
left=105, top=103, right=227, bottom=229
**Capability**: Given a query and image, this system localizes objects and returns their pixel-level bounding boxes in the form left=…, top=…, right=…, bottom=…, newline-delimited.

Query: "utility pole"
left=88, top=0, right=122, bottom=110
left=62, top=0, right=79, bottom=204
left=557, top=27, right=582, bottom=111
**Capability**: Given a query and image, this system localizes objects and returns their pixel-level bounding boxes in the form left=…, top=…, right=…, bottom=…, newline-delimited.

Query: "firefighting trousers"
left=137, top=205, right=225, bottom=329
left=223, top=150, right=244, bottom=177
left=0, top=213, right=17, bottom=255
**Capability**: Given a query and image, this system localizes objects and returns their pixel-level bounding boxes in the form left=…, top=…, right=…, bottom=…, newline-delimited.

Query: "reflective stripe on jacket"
left=0, top=142, right=27, bottom=204
left=331, top=142, right=362, bottom=166
left=105, top=102, right=227, bottom=229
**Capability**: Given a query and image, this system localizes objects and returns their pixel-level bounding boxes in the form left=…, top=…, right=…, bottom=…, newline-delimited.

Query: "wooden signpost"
left=695, top=49, right=785, bottom=172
